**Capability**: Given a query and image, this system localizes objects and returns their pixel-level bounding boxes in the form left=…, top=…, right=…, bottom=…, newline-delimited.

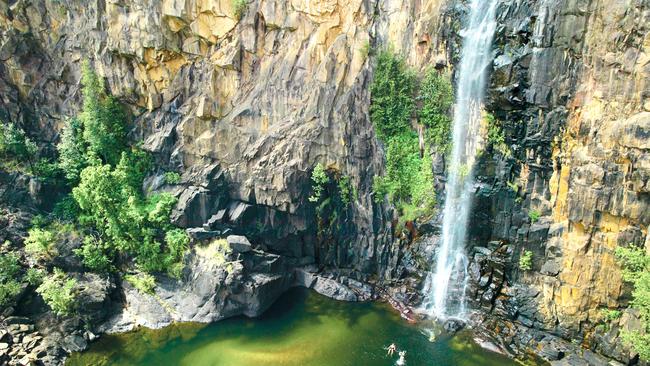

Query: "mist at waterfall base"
left=66, top=288, right=517, bottom=366
left=422, top=0, right=499, bottom=320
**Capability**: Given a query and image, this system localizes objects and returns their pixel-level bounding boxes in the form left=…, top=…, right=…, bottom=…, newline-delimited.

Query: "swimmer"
left=396, top=350, right=407, bottom=366
left=386, top=343, right=397, bottom=356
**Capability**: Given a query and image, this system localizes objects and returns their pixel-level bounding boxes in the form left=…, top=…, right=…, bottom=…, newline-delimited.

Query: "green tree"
left=164, top=171, right=182, bottom=185
left=57, top=117, right=88, bottom=182
left=369, top=50, right=416, bottom=142
left=79, top=61, right=127, bottom=166
left=369, top=50, right=437, bottom=224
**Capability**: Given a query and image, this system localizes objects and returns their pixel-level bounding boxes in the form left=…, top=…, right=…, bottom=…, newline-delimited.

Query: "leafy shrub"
left=164, top=171, right=181, bottom=185
left=125, top=273, right=156, bottom=294
left=146, top=192, right=178, bottom=227
left=0, top=252, right=21, bottom=283
left=36, top=268, right=77, bottom=316
left=615, top=245, right=650, bottom=360
left=519, top=250, right=533, bottom=271
left=308, top=163, right=329, bottom=203
left=25, top=227, right=58, bottom=261
left=25, top=268, right=44, bottom=286
left=369, top=50, right=416, bottom=142
left=528, top=209, right=541, bottom=223
left=484, top=113, right=511, bottom=157
left=601, top=309, right=622, bottom=322
left=75, top=236, right=113, bottom=273
left=232, top=0, right=247, bottom=20
left=165, top=229, right=190, bottom=263
left=0, top=252, right=22, bottom=308
left=338, top=175, right=355, bottom=206
left=419, top=69, right=453, bottom=154
left=0, top=122, right=37, bottom=172
left=0, top=281, right=21, bottom=308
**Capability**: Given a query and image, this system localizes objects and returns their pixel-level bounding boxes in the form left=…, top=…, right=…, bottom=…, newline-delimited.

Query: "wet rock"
left=442, top=318, right=465, bottom=333
left=60, top=334, right=87, bottom=353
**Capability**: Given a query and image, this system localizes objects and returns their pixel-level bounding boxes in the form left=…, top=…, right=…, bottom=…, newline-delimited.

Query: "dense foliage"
left=308, top=163, right=356, bottom=240
left=60, top=64, right=188, bottom=278
left=0, top=122, right=37, bottom=173
left=78, top=61, right=127, bottom=166
left=0, top=252, right=23, bottom=308
left=36, top=268, right=77, bottom=316
left=164, top=171, right=182, bottom=185
left=615, top=245, right=650, bottom=360
left=125, top=273, right=156, bottom=294
left=370, top=50, right=439, bottom=225
left=419, top=69, right=454, bottom=154
left=369, top=51, right=416, bottom=143
left=0, top=62, right=191, bottom=315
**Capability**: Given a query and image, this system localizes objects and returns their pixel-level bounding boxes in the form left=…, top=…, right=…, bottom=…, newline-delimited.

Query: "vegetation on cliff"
left=615, top=245, right=650, bottom=360
left=370, top=50, right=451, bottom=225
left=0, top=123, right=37, bottom=173
left=308, top=163, right=356, bottom=241
left=0, top=62, right=189, bottom=316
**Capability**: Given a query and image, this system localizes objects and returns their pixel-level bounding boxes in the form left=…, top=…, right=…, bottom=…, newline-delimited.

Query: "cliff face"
left=1, top=0, right=390, bottom=275
left=1, top=0, right=649, bottom=364
left=466, top=0, right=650, bottom=363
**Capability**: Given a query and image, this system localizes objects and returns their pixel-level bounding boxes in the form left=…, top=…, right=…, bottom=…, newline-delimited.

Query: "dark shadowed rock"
left=227, top=235, right=252, bottom=253
left=442, top=318, right=465, bottom=333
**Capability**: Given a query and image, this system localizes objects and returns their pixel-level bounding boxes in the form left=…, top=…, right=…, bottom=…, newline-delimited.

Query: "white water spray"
left=423, top=0, right=498, bottom=319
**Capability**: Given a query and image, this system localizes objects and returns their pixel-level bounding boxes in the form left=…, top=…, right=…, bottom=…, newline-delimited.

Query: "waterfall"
left=423, top=0, right=498, bottom=319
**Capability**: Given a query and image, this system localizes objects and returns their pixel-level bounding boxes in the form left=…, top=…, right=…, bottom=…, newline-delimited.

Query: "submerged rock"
left=442, top=319, right=465, bottom=334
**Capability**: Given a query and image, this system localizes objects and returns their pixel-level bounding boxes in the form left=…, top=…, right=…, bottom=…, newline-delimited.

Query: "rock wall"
left=460, top=0, right=650, bottom=364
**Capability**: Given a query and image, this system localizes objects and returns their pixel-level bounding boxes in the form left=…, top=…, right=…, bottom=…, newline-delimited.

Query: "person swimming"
left=396, top=350, right=407, bottom=366
left=386, top=343, right=397, bottom=356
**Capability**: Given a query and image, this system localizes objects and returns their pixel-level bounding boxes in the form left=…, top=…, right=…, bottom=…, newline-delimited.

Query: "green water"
left=67, top=288, right=518, bottom=366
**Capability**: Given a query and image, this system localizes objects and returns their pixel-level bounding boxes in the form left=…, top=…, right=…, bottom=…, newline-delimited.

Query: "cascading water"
left=423, top=0, right=498, bottom=319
